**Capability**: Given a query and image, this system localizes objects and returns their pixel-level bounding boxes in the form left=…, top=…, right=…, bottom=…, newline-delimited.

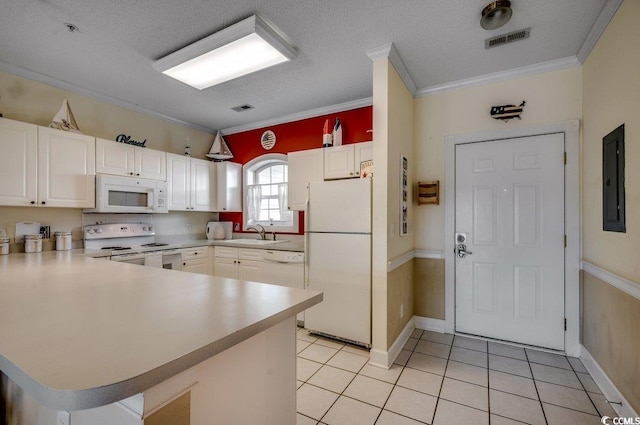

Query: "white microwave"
left=85, top=174, right=168, bottom=213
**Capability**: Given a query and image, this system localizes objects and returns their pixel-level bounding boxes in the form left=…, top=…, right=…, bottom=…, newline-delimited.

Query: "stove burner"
left=101, top=246, right=132, bottom=251
left=140, top=243, right=169, bottom=247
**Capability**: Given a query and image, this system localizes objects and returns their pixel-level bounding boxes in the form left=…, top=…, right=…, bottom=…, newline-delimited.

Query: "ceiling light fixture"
left=480, top=1, right=513, bottom=31
left=153, top=15, right=298, bottom=90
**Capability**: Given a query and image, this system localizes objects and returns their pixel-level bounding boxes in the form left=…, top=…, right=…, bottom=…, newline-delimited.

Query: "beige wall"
left=387, top=260, right=414, bottom=348
left=581, top=0, right=640, bottom=413
left=582, top=271, right=640, bottom=412
left=372, top=58, right=415, bottom=351
left=413, top=67, right=583, bottom=252
left=582, top=0, right=640, bottom=283
left=0, top=71, right=213, bottom=157
left=0, top=70, right=217, bottom=241
left=414, top=258, right=445, bottom=319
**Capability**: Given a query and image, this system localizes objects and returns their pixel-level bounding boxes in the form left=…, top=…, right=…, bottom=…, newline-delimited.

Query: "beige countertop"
left=0, top=251, right=321, bottom=411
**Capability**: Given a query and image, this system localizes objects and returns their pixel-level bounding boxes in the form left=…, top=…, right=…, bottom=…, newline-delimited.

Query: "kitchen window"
left=244, top=153, right=297, bottom=233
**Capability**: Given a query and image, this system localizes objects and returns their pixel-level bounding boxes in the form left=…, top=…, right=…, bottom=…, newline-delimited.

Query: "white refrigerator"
left=305, top=178, right=371, bottom=347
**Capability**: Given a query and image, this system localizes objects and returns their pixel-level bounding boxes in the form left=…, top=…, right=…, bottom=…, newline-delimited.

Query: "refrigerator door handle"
left=304, top=183, right=310, bottom=288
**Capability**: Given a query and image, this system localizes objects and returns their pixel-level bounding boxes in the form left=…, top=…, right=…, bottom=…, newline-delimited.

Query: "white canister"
left=0, top=237, right=9, bottom=255
left=55, top=231, right=72, bottom=251
left=24, top=234, right=43, bottom=253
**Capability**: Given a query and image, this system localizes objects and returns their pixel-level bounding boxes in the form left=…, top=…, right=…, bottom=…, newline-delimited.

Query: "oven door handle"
left=111, top=253, right=147, bottom=262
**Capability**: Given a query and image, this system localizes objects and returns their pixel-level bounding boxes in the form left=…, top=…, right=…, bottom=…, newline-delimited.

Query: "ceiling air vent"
left=231, top=104, right=254, bottom=112
left=485, top=27, right=531, bottom=49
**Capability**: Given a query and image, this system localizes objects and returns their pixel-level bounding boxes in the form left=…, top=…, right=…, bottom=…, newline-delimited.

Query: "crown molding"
left=367, top=43, right=418, bottom=96
left=577, top=0, right=623, bottom=63
left=0, top=60, right=216, bottom=134
left=416, top=56, right=580, bottom=97
left=220, top=97, right=372, bottom=135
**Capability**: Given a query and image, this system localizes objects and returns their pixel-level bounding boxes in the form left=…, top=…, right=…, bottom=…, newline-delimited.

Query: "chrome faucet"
left=247, top=224, right=266, bottom=240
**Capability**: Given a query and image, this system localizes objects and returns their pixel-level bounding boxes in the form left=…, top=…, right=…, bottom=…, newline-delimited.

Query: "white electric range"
left=84, top=223, right=183, bottom=270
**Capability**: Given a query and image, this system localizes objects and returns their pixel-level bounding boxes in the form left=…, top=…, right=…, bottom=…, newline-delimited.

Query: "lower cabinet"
left=213, top=247, right=264, bottom=281
left=182, top=247, right=209, bottom=275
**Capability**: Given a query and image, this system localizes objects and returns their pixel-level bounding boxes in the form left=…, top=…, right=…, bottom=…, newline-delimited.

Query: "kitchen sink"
left=222, top=239, right=287, bottom=246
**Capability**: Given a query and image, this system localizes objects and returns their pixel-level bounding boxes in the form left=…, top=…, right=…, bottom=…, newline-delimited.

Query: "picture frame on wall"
left=400, top=154, right=408, bottom=236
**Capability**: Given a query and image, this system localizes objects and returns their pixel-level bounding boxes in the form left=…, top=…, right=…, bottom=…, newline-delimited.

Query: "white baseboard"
left=580, top=344, right=639, bottom=418
left=369, top=318, right=415, bottom=369
left=414, top=316, right=447, bottom=333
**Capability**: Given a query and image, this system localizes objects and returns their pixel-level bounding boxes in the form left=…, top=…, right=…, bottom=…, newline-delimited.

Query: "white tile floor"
left=296, top=327, right=618, bottom=425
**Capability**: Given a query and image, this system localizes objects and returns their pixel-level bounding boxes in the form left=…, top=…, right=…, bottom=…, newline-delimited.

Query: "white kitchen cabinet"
left=213, top=246, right=264, bottom=280
left=0, top=118, right=38, bottom=206
left=324, top=141, right=372, bottom=180
left=96, top=138, right=166, bottom=181
left=182, top=246, right=209, bottom=274
left=287, top=147, right=324, bottom=210
left=0, top=120, right=95, bottom=208
left=216, top=162, right=242, bottom=212
left=167, top=153, right=216, bottom=212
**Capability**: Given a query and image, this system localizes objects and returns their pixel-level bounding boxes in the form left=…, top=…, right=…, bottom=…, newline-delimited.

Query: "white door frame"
left=444, top=120, right=581, bottom=356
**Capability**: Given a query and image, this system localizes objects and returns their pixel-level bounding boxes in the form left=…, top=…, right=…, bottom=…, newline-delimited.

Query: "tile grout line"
left=524, top=348, right=549, bottom=425
left=487, top=339, right=491, bottom=425
left=567, top=357, right=605, bottom=417
left=429, top=335, right=456, bottom=425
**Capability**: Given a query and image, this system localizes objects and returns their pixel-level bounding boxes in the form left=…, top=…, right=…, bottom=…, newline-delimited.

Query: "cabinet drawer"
left=214, top=246, right=238, bottom=259
left=182, top=246, right=208, bottom=260
left=239, top=248, right=263, bottom=261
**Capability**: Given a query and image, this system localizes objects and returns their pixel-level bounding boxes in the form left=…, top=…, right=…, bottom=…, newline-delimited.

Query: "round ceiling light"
left=480, top=1, right=513, bottom=30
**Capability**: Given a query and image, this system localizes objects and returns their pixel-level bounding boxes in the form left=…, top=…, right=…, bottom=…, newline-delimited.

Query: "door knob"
left=456, top=244, right=472, bottom=259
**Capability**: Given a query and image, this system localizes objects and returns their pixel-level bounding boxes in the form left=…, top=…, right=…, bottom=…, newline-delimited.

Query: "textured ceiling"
left=0, top=0, right=607, bottom=132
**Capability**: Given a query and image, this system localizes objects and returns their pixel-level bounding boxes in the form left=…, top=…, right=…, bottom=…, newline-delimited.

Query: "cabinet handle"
left=194, top=252, right=198, bottom=255
left=222, top=208, right=226, bottom=211
left=349, top=172, right=354, bottom=176
left=136, top=173, right=140, bottom=176
left=41, top=201, right=46, bottom=205
left=129, top=172, right=134, bottom=175
left=355, top=172, right=360, bottom=175
left=30, top=201, right=35, bottom=205
left=183, top=262, right=186, bottom=266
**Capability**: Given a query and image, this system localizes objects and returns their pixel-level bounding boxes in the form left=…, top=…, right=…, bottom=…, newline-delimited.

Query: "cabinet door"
left=191, top=158, right=215, bottom=211
left=354, top=141, right=373, bottom=178
left=287, top=148, right=324, bottom=210
left=182, top=259, right=208, bottom=275
left=216, top=162, right=242, bottom=212
left=95, top=138, right=134, bottom=177
left=324, top=144, right=355, bottom=180
left=238, top=260, right=264, bottom=282
left=214, top=257, right=238, bottom=279
left=37, top=127, right=96, bottom=208
left=0, top=118, right=38, bottom=206
left=135, top=147, right=166, bottom=181
left=167, top=153, right=190, bottom=211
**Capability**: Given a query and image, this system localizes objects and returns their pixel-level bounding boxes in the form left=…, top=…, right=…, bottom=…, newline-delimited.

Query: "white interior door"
left=455, top=134, right=565, bottom=350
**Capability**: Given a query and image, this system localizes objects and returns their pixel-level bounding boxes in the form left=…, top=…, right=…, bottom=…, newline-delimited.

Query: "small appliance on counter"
left=206, top=221, right=232, bottom=240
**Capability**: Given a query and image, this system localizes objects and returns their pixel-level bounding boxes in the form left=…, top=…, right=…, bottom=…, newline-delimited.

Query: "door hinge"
left=564, top=152, right=567, bottom=164
left=564, top=318, right=567, bottom=331
left=564, top=235, right=567, bottom=247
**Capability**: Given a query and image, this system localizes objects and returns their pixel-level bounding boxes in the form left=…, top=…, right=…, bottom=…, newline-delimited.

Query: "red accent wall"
left=218, top=106, right=372, bottom=235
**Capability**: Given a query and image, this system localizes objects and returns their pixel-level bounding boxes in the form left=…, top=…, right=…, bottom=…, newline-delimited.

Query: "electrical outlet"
left=400, top=303, right=405, bottom=319
left=186, top=224, right=192, bottom=232
left=56, top=411, right=70, bottom=425
left=40, top=226, right=51, bottom=239
left=234, top=222, right=240, bottom=231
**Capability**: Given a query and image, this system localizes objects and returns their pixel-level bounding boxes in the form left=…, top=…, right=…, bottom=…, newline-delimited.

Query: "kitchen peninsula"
left=0, top=251, right=322, bottom=424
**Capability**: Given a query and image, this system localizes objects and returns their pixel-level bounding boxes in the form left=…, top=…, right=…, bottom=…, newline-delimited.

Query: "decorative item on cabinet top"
left=206, top=131, right=234, bottom=161
left=115, top=134, right=147, bottom=147
left=417, top=181, right=439, bottom=205
left=49, top=98, right=81, bottom=133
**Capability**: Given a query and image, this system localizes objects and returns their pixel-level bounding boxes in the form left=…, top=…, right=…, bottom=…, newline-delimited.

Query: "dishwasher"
left=261, top=250, right=305, bottom=325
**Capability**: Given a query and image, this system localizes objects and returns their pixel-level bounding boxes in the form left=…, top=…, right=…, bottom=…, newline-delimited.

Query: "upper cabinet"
left=0, top=118, right=38, bottom=206
left=167, top=153, right=216, bottom=212
left=96, top=138, right=166, bottom=181
left=287, top=148, right=324, bottom=211
left=0, top=118, right=95, bottom=208
left=216, top=162, right=242, bottom=212
left=324, top=142, right=372, bottom=180
left=38, top=127, right=96, bottom=208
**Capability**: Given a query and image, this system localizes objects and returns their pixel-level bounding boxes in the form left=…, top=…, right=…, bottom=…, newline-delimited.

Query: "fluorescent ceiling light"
left=153, top=15, right=298, bottom=89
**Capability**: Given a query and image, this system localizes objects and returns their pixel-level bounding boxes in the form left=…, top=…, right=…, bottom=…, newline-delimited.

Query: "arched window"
left=243, top=153, right=297, bottom=233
